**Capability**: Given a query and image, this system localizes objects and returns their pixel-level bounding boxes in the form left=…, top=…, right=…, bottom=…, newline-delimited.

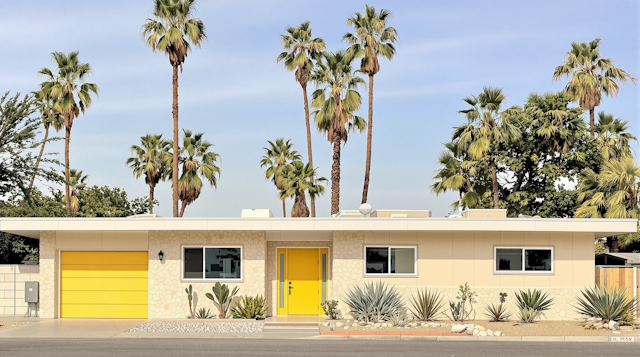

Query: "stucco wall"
left=39, top=231, right=57, bottom=318
left=148, top=230, right=266, bottom=318
left=332, top=230, right=595, bottom=320
left=0, top=264, right=39, bottom=315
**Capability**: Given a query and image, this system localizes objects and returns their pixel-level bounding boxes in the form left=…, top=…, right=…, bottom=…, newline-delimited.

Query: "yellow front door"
left=276, top=248, right=328, bottom=315
left=60, top=251, right=148, bottom=318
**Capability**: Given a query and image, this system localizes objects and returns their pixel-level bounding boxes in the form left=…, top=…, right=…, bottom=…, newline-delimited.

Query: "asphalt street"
left=0, top=338, right=638, bottom=357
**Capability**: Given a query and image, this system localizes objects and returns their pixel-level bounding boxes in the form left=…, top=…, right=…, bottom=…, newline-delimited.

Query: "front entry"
left=276, top=248, right=328, bottom=315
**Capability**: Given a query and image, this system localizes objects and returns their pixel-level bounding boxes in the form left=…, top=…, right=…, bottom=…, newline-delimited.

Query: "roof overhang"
left=0, top=217, right=636, bottom=239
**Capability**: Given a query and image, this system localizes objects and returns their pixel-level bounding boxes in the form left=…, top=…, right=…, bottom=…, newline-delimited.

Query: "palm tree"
left=431, top=142, right=486, bottom=210
left=343, top=5, right=398, bottom=205
left=143, top=0, right=207, bottom=217
left=552, top=39, right=636, bottom=137
left=29, top=87, right=64, bottom=190
left=177, top=130, right=220, bottom=217
left=279, top=161, right=326, bottom=217
left=595, top=112, right=637, bottom=160
left=310, top=51, right=366, bottom=215
left=454, top=87, right=521, bottom=209
left=39, top=51, right=99, bottom=212
left=260, top=139, right=302, bottom=217
left=126, top=134, right=172, bottom=214
left=277, top=22, right=325, bottom=217
left=66, top=169, right=88, bottom=213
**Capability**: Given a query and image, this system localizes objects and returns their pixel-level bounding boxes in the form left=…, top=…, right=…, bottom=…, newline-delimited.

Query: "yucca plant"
left=575, top=286, right=638, bottom=325
left=343, top=281, right=404, bottom=322
left=205, top=282, right=240, bottom=319
left=484, top=292, right=511, bottom=322
left=408, top=288, right=445, bottom=321
left=195, top=307, right=212, bottom=319
left=514, top=289, right=554, bottom=323
left=230, top=294, right=269, bottom=319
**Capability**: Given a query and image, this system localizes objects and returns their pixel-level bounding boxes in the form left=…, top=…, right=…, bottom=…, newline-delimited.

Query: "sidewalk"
left=315, top=331, right=639, bottom=342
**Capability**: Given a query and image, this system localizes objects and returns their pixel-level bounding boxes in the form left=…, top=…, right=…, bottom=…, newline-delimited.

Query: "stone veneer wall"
left=331, top=231, right=584, bottom=321
left=148, top=230, right=266, bottom=318
left=39, top=231, right=57, bottom=318
left=265, top=241, right=333, bottom=316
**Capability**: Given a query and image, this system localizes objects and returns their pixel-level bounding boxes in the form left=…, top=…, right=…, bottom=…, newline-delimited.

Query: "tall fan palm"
left=553, top=39, right=636, bottom=137
left=310, top=51, right=366, bottom=215
left=595, top=112, right=636, bottom=160
left=279, top=161, right=327, bottom=217
left=143, top=0, right=207, bottom=217
left=177, top=130, right=220, bottom=217
left=66, top=169, right=88, bottom=213
left=431, top=141, right=485, bottom=210
left=454, top=87, right=521, bottom=209
left=343, top=4, right=398, bottom=205
left=39, top=51, right=99, bottom=211
left=260, top=138, right=302, bottom=217
left=29, top=87, right=64, bottom=190
left=277, top=22, right=325, bottom=217
left=126, top=134, right=172, bottom=214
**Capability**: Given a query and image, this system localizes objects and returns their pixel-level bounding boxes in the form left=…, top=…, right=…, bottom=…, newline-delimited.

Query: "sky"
left=0, top=0, right=638, bottom=218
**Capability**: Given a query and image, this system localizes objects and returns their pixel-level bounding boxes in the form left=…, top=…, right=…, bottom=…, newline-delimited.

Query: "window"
left=364, top=246, right=416, bottom=275
left=494, top=247, right=553, bottom=273
left=182, top=246, right=242, bottom=280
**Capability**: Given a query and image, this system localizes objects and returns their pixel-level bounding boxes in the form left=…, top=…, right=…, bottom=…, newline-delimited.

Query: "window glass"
left=365, top=247, right=388, bottom=274
left=205, top=247, right=241, bottom=279
left=391, top=248, right=415, bottom=274
left=495, top=248, right=522, bottom=271
left=184, top=248, right=203, bottom=279
left=525, top=249, right=552, bottom=271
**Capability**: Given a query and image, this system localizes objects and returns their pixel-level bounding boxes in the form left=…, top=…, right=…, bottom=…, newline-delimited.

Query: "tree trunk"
left=179, top=200, right=187, bottom=217
left=149, top=184, right=155, bottom=214
left=292, top=192, right=309, bottom=217
left=361, top=73, right=374, bottom=204
left=490, top=159, right=499, bottom=209
left=330, top=130, right=341, bottom=215
left=172, top=64, right=180, bottom=217
left=28, top=124, right=49, bottom=190
left=589, top=108, right=595, bottom=138
left=282, top=199, right=286, bottom=218
left=301, top=83, right=316, bottom=218
left=64, top=124, right=71, bottom=211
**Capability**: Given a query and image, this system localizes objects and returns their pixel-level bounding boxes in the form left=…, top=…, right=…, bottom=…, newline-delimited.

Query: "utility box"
left=25, top=281, right=39, bottom=303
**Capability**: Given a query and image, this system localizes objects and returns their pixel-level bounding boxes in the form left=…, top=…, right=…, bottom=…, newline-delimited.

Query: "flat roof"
left=0, top=217, right=636, bottom=239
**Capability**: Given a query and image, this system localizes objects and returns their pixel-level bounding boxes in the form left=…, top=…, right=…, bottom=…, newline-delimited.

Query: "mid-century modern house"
left=0, top=208, right=636, bottom=320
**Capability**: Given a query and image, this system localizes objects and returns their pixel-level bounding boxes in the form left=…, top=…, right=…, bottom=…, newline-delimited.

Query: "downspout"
left=634, top=267, right=638, bottom=318
left=14, top=265, right=16, bottom=315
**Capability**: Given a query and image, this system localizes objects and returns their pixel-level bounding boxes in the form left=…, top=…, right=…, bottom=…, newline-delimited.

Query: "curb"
left=315, top=333, right=639, bottom=343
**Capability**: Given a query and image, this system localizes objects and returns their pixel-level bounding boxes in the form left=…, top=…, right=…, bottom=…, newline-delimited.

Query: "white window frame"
left=182, top=245, right=243, bottom=282
left=363, top=245, right=418, bottom=276
left=493, top=246, right=554, bottom=274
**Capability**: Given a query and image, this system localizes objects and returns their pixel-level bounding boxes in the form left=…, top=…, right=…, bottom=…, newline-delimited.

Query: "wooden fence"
left=595, top=267, right=638, bottom=305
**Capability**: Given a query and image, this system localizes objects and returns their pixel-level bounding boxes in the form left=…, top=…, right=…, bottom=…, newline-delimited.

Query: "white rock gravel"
left=126, top=321, right=265, bottom=333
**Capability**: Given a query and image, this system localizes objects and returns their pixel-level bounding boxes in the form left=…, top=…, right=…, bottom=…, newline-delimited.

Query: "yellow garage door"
left=60, top=251, right=148, bottom=318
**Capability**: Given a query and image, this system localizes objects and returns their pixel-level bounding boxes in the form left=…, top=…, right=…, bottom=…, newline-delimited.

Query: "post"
left=13, top=265, right=16, bottom=315
left=634, top=267, right=638, bottom=318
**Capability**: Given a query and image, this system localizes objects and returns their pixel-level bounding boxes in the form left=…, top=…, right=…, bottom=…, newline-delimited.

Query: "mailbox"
left=25, top=281, right=39, bottom=303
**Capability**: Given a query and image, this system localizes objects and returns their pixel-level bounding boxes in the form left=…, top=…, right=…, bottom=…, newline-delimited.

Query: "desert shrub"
left=409, top=288, right=444, bottom=321
left=445, top=282, right=477, bottom=322
left=321, top=300, right=340, bottom=319
left=514, top=289, right=553, bottom=323
left=343, top=281, right=404, bottom=323
left=574, top=286, right=638, bottom=325
left=205, top=282, right=240, bottom=319
left=484, top=292, right=511, bottom=322
left=230, top=294, right=268, bottom=319
left=391, top=310, right=409, bottom=327
left=195, top=307, right=212, bottom=319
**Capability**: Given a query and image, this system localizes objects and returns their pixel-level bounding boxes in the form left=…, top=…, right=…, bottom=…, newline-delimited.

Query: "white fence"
left=0, top=264, right=39, bottom=315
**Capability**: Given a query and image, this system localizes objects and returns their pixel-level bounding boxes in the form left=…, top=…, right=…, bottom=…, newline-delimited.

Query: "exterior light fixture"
left=158, top=250, right=164, bottom=261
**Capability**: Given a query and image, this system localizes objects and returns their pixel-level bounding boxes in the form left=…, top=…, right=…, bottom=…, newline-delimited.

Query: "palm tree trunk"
left=28, top=124, right=49, bottom=190
left=490, top=159, right=499, bottom=209
left=172, top=64, right=180, bottom=217
left=301, top=83, right=316, bottom=217
left=64, top=124, right=71, bottom=211
left=589, top=108, right=595, bottom=138
left=149, top=184, right=155, bottom=214
left=179, top=200, right=187, bottom=217
left=361, top=73, right=374, bottom=204
left=282, top=199, right=286, bottom=218
left=330, top=131, right=341, bottom=215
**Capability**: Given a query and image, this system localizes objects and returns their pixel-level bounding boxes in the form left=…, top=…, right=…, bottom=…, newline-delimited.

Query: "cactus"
left=185, top=284, right=194, bottom=319
left=205, top=282, right=240, bottom=319
left=230, top=294, right=269, bottom=319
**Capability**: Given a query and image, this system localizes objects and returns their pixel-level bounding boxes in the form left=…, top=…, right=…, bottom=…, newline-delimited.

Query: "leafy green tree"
left=39, top=51, right=99, bottom=211
left=29, top=88, right=63, bottom=190
left=553, top=38, right=636, bottom=137
left=143, top=0, right=207, bottom=217
left=594, top=112, right=636, bottom=160
left=279, top=160, right=327, bottom=217
left=277, top=22, right=325, bottom=217
left=311, top=51, right=366, bottom=214
left=126, top=134, right=172, bottom=214
left=260, top=138, right=302, bottom=217
left=343, top=4, right=398, bottom=205
left=177, top=130, right=220, bottom=217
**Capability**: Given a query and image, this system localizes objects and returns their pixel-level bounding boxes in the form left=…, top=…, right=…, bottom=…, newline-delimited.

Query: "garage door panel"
left=62, top=277, right=148, bottom=291
left=61, top=290, right=148, bottom=305
left=61, top=265, right=148, bottom=278
left=61, top=304, right=148, bottom=319
left=61, top=251, right=148, bottom=265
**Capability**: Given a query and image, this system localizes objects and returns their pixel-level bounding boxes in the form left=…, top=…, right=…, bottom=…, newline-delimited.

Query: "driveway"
left=0, top=319, right=145, bottom=338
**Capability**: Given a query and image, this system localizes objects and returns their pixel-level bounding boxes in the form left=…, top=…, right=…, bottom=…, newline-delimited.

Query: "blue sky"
left=0, top=0, right=638, bottom=217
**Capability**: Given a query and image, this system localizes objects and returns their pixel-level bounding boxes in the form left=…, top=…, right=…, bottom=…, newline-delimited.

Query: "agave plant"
left=514, top=289, right=554, bottom=323
left=230, top=294, right=269, bottom=319
left=484, top=292, right=511, bottom=322
left=205, top=282, right=240, bottom=319
left=518, top=307, right=540, bottom=323
left=343, top=281, right=404, bottom=322
left=575, top=286, right=638, bottom=325
left=408, top=288, right=445, bottom=321
left=195, top=307, right=212, bottom=319
left=391, top=311, right=409, bottom=327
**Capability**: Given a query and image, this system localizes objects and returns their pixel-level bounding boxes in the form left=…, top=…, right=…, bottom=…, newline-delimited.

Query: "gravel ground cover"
left=0, top=322, right=30, bottom=331
left=319, top=320, right=639, bottom=336
left=126, top=321, right=264, bottom=333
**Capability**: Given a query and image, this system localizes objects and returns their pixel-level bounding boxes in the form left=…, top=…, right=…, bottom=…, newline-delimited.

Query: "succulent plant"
left=343, top=281, right=404, bottom=323
left=574, top=286, right=638, bottom=325
left=230, top=294, right=268, bottom=319
left=408, top=288, right=444, bottom=321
